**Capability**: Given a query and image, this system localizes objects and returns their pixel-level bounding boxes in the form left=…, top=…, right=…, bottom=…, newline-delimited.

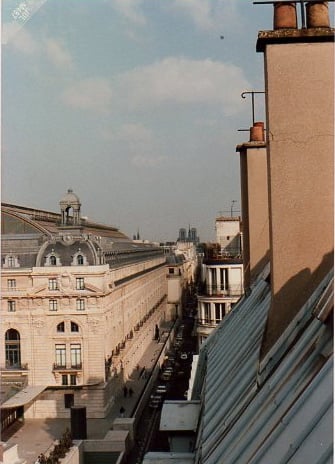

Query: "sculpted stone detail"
left=59, top=272, right=74, bottom=292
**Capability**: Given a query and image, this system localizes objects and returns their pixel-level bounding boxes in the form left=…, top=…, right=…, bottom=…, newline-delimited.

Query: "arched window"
left=57, top=322, right=65, bottom=332
left=71, top=251, right=88, bottom=266
left=5, top=329, right=21, bottom=368
left=71, top=321, right=79, bottom=332
left=45, top=251, right=61, bottom=266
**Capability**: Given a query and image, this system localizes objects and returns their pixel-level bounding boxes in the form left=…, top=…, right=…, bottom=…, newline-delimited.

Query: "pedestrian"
left=119, top=406, right=125, bottom=418
left=123, top=386, right=128, bottom=397
left=129, top=387, right=134, bottom=397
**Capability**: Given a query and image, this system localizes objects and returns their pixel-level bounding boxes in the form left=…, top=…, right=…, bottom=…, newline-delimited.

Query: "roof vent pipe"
left=273, top=3, right=297, bottom=29
left=306, top=2, right=330, bottom=27
left=250, top=122, right=265, bottom=142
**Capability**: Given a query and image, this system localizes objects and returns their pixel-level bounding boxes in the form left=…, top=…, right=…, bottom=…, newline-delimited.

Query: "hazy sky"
left=2, top=1, right=277, bottom=241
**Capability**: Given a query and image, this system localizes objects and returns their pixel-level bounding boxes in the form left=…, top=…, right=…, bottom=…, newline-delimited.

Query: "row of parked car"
left=149, top=323, right=189, bottom=408
left=149, top=384, right=168, bottom=408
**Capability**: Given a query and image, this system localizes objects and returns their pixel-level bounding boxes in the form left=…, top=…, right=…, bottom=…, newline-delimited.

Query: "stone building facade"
left=196, top=217, right=243, bottom=345
left=1, top=191, right=169, bottom=421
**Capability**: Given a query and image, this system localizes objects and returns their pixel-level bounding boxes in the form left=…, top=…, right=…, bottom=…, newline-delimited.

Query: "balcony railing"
left=53, top=363, right=82, bottom=370
left=1, top=362, right=29, bottom=371
left=197, top=319, right=220, bottom=327
left=198, top=284, right=243, bottom=297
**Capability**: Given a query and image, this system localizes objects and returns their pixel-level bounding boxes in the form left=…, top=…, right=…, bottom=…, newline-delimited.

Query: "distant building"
left=177, top=227, right=199, bottom=245
left=215, top=216, right=241, bottom=257
left=178, top=228, right=187, bottom=242
left=196, top=218, right=244, bottom=345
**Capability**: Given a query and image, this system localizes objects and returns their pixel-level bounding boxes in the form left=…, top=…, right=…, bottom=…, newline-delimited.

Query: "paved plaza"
left=2, top=334, right=169, bottom=464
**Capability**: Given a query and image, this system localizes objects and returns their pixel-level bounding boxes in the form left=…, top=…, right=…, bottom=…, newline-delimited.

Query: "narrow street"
left=127, top=308, right=197, bottom=463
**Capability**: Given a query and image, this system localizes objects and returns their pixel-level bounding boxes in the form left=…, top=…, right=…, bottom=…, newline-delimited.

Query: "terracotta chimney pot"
left=250, top=122, right=265, bottom=142
left=273, top=3, right=297, bottom=29
left=306, top=2, right=330, bottom=28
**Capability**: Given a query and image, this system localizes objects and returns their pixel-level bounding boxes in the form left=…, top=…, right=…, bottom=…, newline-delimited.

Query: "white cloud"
left=119, top=57, right=250, bottom=114
left=103, top=123, right=167, bottom=168
left=61, top=78, right=113, bottom=112
left=168, top=0, right=215, bottom=31
left=166, top=0, right=243, bottom=33
left=112, top=0, right=147, bottom=26
left=2, top=22, right=38, bottom=53
left=45, top=39, right=73, bottom=70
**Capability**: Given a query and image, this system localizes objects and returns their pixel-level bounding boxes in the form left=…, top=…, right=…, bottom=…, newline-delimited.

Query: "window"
left=71, top=252, right=87, bottom=266
left=49, top=299, right=58, bottom=311
left=48, top=278, right=58, bottom=290
left=4, top=255, right=19, bottom=268
left=76, top=299, right=85, bottom=311
left=220, top=268, right=229, bottom=291
left=76, top=277, right=85, bottom=290
left=7, top=279, right=16, bottom=289
left=5, top=329, right=21, bottom=367
left=45, top=252, right=61, bottom=266
left=57, top=322, right=65, bottom=333
left=70, top=374, right=77, bottom=386
left=169, top=268, right=174, bottom=274
left=215, top=303, right=226, bottom=323
left=8, top=301, right=16, bottom=312
left=62, top=374, right=68, bottom=386
left=71, top=321, right=79, bottom=332
left=70, top=344, right=81, bottom=368
left=55, top=344, right=66, bottom=367
left=64, top=393, right=74, bottom=408
left=203, top=303, right=211, bottom=323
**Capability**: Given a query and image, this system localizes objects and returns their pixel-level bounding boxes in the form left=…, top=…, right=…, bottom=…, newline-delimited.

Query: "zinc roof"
left=197, top=268, right=333, bottom=464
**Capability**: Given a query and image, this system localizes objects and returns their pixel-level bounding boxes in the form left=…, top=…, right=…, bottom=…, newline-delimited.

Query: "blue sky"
left=2, top=1, right=283, bottom=241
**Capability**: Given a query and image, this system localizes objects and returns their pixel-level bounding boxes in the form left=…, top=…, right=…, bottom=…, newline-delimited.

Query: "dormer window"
left=71, top=250, right=88, bottom=266
left=45, top=251, right=61, bottom=267
left=3, top=255, right=20, bottom=268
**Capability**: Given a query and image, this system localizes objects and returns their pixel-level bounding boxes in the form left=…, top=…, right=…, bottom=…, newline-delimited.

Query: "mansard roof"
left=1, top=202, right=163, bottom=269
left=1, top=202, right=129, bottom=241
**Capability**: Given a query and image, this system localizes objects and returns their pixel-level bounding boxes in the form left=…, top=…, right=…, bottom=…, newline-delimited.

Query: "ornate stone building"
left=1, top=190, right=169, bottom=422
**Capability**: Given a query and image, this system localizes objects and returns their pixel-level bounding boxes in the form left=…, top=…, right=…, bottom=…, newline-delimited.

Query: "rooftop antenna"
left=231, top=200, right=237, bottom=217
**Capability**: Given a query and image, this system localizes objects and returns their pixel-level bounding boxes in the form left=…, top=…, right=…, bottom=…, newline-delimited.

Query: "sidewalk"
left=4, top=328, right=172, bottom=464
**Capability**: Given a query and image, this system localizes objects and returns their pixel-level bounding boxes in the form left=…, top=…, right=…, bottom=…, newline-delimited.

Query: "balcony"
left=1, top=362, right=29, bottom=371
left=198, top=284, right=243, bottom=298
left=53, top=363, right=82, bottom=371
left=197, top=319, right=218, bottom=328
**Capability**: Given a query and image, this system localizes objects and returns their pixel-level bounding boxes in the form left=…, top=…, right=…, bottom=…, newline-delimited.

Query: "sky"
left=2, top=0, right=281, bottom=242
